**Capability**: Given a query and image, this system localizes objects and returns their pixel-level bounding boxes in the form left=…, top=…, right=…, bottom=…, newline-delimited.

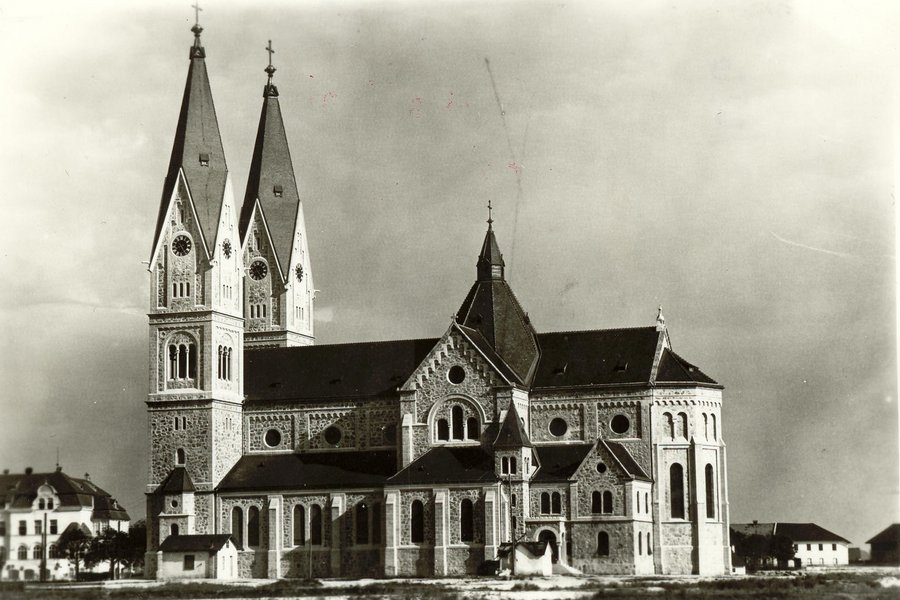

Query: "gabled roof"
left=156, top=467, right=195, bottom=494
left=867, top=524, right=900, bottom=545
left=388, top=446, right=497, bottom=485
left=217, top=450, right=396, bottom=492
left=159, top=534, right=234, bottom=553
left=0, top=469, right=128, bottom=521
left=493, top=403, right=533, bottom=449
left=244, top=338, right=438, bottom=403
left=532, top=444, right=594, bottom=482
left=498, top=540, right=549, bottom=559
left=655, top=348, right=718, bottom=385
left=455, top=324, right=522, bottom=385
left=152, top=26, right=227, bottom=259
left=732, top=522, right=850, bottom=544
left=600, top=440, right=652, bottom=481
left=238, top=83, right=302, bottom=280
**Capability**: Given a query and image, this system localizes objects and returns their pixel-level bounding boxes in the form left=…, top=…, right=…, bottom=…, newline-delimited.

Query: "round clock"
left=295, top=264, right=304, bottom=282
left=172, top=235, right=192, bottom=256
left=222, top=239, right=232, bottom=258
left=249, top=260, right=268, bottom=280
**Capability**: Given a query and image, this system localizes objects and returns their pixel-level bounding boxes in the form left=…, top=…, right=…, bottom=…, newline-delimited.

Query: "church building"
left=144, top=19, right=730, bottom=579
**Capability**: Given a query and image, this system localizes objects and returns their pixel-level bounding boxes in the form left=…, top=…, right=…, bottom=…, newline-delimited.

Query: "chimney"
left=25, top=467, right=33, bottom=475
left=84, top=473, right=90, bottom=481
left=56, top=465, right=62, bottom=473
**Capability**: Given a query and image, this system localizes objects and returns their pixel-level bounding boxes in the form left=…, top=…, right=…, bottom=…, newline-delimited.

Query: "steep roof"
left=244, top=338, right=438, bottom=403
left=867, top=524, right=900, bottom=545
left=159, top=534, right=234, bottom=553
left=217, top=450, right=396, bottom=492
left=732, top=522, right=851, bottom=544
left=388, top=446, right=497, bottom=485
left=601, top=440, right=652, bottom=481
left=532, top=444, right=595, bottom=482
left=655, top=348, right=718, bottom=385
left=493, top=403, right=533, bottom=449
left=155, top=467, right=196, bottom=494
left=238, top=78, right=302, bottom=279
left=152, top=25, right=227, bottom=258
left=0, top=469, right=129, bottom=521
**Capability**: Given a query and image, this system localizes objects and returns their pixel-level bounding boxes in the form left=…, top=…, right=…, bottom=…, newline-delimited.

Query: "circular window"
left=249, top=260, right=268, bottom=280
left=264, top=428, right=282, bottom=448
left=323, top=426, right=342, bottom=445
left=549, top=417, right=568, bottom=437
left=170, top=499, right=179, bottom=508
left=596, top=462, right=607, bottom=474
left=448, top=365, right=466, bottom=384
left=610, top=415, right=630, bottom=434
left=172, top=235, right=192, bottom=256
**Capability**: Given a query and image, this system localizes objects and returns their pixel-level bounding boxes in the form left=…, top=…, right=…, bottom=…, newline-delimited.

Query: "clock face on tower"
left=295, top=264, right=304, bottom=282
left=249, top=260, right=268, bottom=280
left=172, top=235, right=192, bottom=256
left=222, top=239, right=232, bottom=258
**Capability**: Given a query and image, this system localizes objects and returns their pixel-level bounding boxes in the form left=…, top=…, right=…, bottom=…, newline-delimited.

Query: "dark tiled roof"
left=238, top=92, right=302, bottom=280
left=153, top=48, right=228, bottom=258
left=156, top=467, right=196, bottom=494
left=477, top=227, right=505, bottom=277
left=92, top=495, right=131, bottom=521
left=732, top=522, right=850, bottom=544
left=0, top=470, right=128, bottom=521
left=867, top=524, right=900, bottom=545
left=602, top=441, right=651, bottom=481
left=498, top=540, right=549, bottom=558
left=388, top=447, right=497, bottom=485
left=456, top=324, right=522, bottom=385
left=218, top=450, right=396, bottom=492
left=159, top=534, right=234, bottom=553
left=456, top=279, right=539, bottom=384
left=655, top=348, right=718, bottom=385
left=532, top=328, right=660, bottom=389
left=244, top=338, right=438, bottom=402
left=493, top=403, right=533, bottom=449
left=532, top=444, right=594, bottom=482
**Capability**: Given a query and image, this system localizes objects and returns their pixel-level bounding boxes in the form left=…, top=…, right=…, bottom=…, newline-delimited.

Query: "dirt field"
left=2, top=567, right=899, bottom=599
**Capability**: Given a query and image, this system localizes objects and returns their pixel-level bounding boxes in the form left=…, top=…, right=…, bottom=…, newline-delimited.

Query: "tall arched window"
left=703, top=413, right=709, bottom=440
left=597, top=531, right=609, bottom=556
left=647, top=532, right=652, bottom=555
left=168, top=345, right=178, bottom=379
left=591, top=491, right=602, bottom=514
left=705, top=464, right=716, bottom=519
left=678, top=413, right=688, bottom=439
left=293, top=504, right=306, bottom=546
left=437, top=419, right=449, bottom=441
left=188, top=344, right=197, bottom=378
left=466, top=417, right=478, bottom=439
left=410, top=500, right=424, bottom=543
left=510, top=457, right=517, bottom=474
left=460, top=498, right=474, bottom=542
left=310, top=504, right=322, bottom=545
left=644, top=492, right=649, bottom=514
left=603, top=491, right=613, bottom=514
left=176, top=448, right=186, bottom=466
left=638, top=532, right=642, bottom=555
left=451, top=406, right=464, bottom=440
left=664, top=412, right=674, bottom=439
left=170, top=524, right=179, bottom=537
left=231, top=507, right=243, bottom=548
left=248, top=506, right=260, bottom=547
left=540, top=492, right=550, bottom=514
left=32, top=544, right=42, bottom=560
left=551, top=492, right=561, bottom=514
left=38, top=499, right=45, bottom=510
left=18, top=545, right=27, bottom=560
left=670, top=463, right=685, bottom=519
left=711, top=414, right=717, bottom=440
left=226, top=347, right=232, bottom=380
left=356, top=502, right=369, bottom=545
left=217, top=346, right=224, bottom=379
left=178, top=344, right=187, bottom=378
left=48, top=544, right=59, bottom=559
left=501, top=457, right=509, bottom=474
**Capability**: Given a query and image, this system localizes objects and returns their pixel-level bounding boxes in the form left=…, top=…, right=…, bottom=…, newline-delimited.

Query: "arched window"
left=540, top=492, right=550, bottom=514
left=597, top=531, right=609, bottom=556
left=293, top=505, right=305, bottom=546
left=592, top=491, right=602, bottom=514
left=437, top=419, right=449, bottom=441
left=647, top=532, right=652, bottom=555
left=460, top=498, right=474, bottom=542
left=32, top=544, right=41, bottom=560
left=38, top=499, right=45, bottom=510
left=176, top=448, right=185, bottom=466
left=670, top=463, right=685, bottom=519
left=178, top=344, right=187, bottom=378
left=217, top=346, right=223, bottom=379
left=638, top=532, right=642, bottom=555
left=501, top=456, right=509, bottom=474
left=703, top=413, right=709, bottom=439
left=603, top=491, right=613, bottom=514
left=551, top=492, right=561, bottom=514
left=356, top=502, right=369, bottom=545
left=18, top=545, right=27, bottom=560
left=47, top=544, right=58, bottom=559
left=664, top=412, right=674, bottom=439
left=168, top=345, right=178, bottom=379
left=231, top=507, right=243, bottom=548
left=466, top=417, right=478, bottom=439
left=644, top=492, right=649, bottom=514
left=678, top=413, right=688, bottom=438
left=705, top=464, right=716, bottom=519
left=510, top=457, right=517, bottom=474
left=451, top=406, right=464, bottom=440
left=310, top=504, right=322, bottom=545
left=711, top=414, right=717, bottom=440
left=188, top=344, right=197, bottom=378
left=226, top=347, right=232, bottom=381
left=170, top=524, right=179, bottom=537
left=248, top=506, right=260, bottom=547
left=47, top=499, right=53, bottom=509
left=410, top=500, right=424, bottom=543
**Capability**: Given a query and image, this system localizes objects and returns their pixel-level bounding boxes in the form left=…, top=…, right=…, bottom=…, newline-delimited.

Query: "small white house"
left=157, top=534, right=238, bottom=580
left=498, top=541, right=552, bottom=576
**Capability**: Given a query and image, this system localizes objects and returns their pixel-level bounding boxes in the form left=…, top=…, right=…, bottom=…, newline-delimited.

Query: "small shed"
left=867, top=524, right=900, bottom=565
left=498, top=541, right=552, bottom=576
left=157, top=534, right=238, bottom=580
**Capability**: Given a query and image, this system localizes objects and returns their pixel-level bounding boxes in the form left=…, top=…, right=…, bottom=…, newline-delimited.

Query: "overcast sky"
left=0, top=0, right=896, bottom=548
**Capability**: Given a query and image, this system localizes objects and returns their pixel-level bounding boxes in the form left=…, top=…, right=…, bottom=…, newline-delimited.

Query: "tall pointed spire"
left=477, top=201, right=505, bottom=281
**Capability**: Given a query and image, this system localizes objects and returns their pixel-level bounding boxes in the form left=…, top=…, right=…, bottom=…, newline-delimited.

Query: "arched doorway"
left=537, top=529, right=559, bottom=563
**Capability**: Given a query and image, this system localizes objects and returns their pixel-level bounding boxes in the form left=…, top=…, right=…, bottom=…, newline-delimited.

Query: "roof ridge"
left=538, top=326, right=657, bottom=335
left=249, top=336, right=441, bottom=351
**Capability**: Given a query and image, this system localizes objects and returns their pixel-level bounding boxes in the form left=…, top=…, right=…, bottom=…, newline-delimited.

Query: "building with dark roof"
left=731, top=522, right=851, bottom=567
left=144, top=16, right=730, bottom=579
left=867, top=524, right=900, bottom=565
left=0, top=467, right=130, bottom=581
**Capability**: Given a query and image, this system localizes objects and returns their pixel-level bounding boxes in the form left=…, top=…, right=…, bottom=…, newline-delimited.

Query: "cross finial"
left=192, top=2, right=203, bottom=27
left=487, top=200, right=494, bottom=228
left=263, top=39, right=278, bottom=95
left=266, top=40, right=275, bottom=68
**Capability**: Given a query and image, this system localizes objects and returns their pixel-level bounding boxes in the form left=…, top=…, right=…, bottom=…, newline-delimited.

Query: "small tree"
left=126, top=520, right=147, bottom=574
left=57, top=524, right=91, bottom=580
left=771, top=534, right=797, bottom=568
left=85, top=529, right=129, bottom=579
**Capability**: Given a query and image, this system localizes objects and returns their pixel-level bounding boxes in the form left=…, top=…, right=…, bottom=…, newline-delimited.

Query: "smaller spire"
left=487, top=199, right=494, bottom=229
left=189, top=1, right=206, bottom=59
left=477, top=202, right=504, bottom=281
left=656, top=305, right=666, bottom=331
left=263, top=39, right=279, bottom=97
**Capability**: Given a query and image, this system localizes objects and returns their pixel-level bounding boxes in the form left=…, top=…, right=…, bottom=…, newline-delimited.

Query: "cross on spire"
left=263, top=39, right=278, bottom=96
left=487, top=200, right=494, bottom=228
left=189, top=0, right=205, bottom=55
left=192, top=1, right=203, bottom=27
left=266, top=40, right=275, bottom=68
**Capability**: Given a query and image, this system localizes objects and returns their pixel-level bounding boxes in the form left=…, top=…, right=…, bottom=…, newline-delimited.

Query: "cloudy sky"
left=0, top=0, right=895, bottom=548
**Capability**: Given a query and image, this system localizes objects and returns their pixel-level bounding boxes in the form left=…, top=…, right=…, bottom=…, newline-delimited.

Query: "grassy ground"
left=2, top=567, right=898, bottom=599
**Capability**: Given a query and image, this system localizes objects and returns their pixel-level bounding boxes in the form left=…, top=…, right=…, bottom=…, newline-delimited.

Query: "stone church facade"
left=144, top=20, right=730, bottom=579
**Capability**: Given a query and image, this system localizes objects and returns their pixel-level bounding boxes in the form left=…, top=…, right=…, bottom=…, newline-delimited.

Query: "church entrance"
left=538, top=530, right=559, bottom=563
